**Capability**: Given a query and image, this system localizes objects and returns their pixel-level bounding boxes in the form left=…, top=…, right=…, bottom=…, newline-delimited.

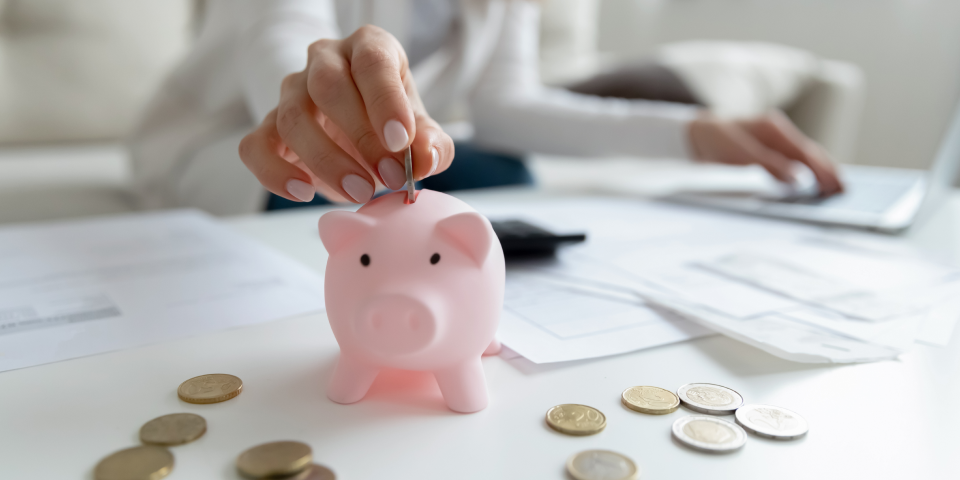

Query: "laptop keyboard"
left=772, top=175, right=917, bottom=214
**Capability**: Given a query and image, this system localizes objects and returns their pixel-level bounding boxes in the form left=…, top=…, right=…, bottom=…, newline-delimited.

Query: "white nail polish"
left=378, top=158, right=406, bottom=190
left=383, top=120, right=409, bottom=152
left=285, top=179, right=316, bottom=202
left=341, top=174, right=373, bottom=203
left=428, top=147, right=439, bottom=176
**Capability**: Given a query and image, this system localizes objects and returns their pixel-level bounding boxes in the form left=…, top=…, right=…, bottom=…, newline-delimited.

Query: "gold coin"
left=278, top=464, right=337, bottom=480
left=545, top=404, right=606, bottom=436
left=177, top=374, right=242, bottom=404
left=236, top=441, right=313, bottom=478
left=139, top=413, right=207, bottom=446
left=94, top=445, right=174, bottom=480
left=566, top=450, right=639, bottom=480
left=621, top=386, right=680, bottom=415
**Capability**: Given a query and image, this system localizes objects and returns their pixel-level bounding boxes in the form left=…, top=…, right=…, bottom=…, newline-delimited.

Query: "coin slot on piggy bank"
left=318, top=189, right=505, bottom=413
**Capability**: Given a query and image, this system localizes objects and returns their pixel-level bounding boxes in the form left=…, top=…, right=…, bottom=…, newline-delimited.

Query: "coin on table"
left=139, top=413, right=206, bottom=446
left=404, top=146, right=416, bottom=203
left=735, top=404, right=809, bottom=440
left=621, top=386, right=680, bottom=415
left=94, top=445, right=174, bottom=480
left=676, top=383, right=743, bottom=415
left=177, top=374, right=242, bottom=404
left=278, top=464, right=337, bottom=480
left=566, top=450, right=639, bottom=480
left=546, top=404, right=606, bottom=436
left=672, top=415, right=747, bottom=453
left=236, top=440, right=313, bottom=478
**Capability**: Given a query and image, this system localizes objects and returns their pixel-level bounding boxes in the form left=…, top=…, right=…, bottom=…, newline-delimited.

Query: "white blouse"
left=128, top=0, right=698, bottom=213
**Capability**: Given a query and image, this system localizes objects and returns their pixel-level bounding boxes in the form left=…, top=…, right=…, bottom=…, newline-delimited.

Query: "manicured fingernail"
left=383, top=120, right=409, bottom=152
left=341, top=174, right=373, bottom=203
left=378, top=158, right=406, bottom=190
left=428, top=147, right=439, bottom=176
left=285, top=179, right=315, bottom=202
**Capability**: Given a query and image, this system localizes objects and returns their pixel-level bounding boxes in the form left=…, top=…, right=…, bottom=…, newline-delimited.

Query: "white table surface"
left=2, top=189, right=959, bottom=479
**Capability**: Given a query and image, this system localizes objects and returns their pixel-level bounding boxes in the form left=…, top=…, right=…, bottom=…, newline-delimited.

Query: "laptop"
left=665, top=103, right=960, bottom=233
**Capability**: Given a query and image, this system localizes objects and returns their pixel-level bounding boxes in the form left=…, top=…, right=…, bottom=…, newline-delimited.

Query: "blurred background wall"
left=0, top=0, right=193, bottom=144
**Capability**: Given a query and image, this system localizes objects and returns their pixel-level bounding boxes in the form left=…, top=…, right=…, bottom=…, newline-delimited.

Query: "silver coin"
left=404, top=146, right=416, bottom=203
left=566, top=450, right=639, bottom=480
left=676, top=383, right=743, bottom=415
left=672, top=415, right=747, bottom=453
left=735, top=404, right=808, bottom=440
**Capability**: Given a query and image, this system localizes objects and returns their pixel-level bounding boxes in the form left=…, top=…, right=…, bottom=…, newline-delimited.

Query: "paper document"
left=497, top=269, right=713, bottom=363
left=472, top=197, right=960, bottom=363
left=0, top=210, right=325, bottom=372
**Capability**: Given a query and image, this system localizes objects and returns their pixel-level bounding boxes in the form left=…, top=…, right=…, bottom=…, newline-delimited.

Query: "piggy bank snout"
left=355, top=294, right=437, bottom=356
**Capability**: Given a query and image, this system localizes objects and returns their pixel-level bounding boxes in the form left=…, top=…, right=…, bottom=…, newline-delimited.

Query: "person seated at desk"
left=129, top=0, right=843, bottom=213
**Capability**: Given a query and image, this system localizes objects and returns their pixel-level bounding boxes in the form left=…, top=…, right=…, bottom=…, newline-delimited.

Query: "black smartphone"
left=490, top=220, right=586, bottom=259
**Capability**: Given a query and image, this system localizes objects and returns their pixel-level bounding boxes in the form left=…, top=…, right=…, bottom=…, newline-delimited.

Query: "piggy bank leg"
left=482, top=339, right=501, bottom=356
left=434, top=358, right=488, bottom=413
left=327, top=353, right=380, bottom=404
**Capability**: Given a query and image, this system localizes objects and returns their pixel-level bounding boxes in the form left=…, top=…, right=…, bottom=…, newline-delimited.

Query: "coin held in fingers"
left=404, top=146, right=416, bottom=204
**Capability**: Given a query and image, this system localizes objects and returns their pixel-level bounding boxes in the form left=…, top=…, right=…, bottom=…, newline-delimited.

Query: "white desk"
left=2, top=189, right=959, bottom=479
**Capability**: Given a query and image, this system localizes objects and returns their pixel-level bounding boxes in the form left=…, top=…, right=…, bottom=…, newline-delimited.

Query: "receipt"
left=699, top=252, right=921, bottom=321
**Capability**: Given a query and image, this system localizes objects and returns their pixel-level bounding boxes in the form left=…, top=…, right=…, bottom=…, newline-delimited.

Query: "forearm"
left=471, top=88, right=698, bottom=158
left=468, top=0, right=699, bottom=159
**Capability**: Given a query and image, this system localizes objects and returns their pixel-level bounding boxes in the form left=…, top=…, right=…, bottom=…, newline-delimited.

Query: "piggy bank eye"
left=360, top=254, right=370, bottom=266
left=430, top=253, right=441, bottom=265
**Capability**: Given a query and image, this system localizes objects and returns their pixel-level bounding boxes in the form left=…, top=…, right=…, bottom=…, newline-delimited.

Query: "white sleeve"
left=468, top=2, right=700, bottom=159
left=235, top=0, right=341, bottom=122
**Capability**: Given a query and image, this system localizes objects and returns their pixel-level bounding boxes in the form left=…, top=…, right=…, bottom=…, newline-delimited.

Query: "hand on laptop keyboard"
left=689, top=110, right=844, bottom=197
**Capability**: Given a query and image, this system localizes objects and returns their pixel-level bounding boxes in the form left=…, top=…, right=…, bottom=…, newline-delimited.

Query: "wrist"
left=687, top=111, right=714, bottom=161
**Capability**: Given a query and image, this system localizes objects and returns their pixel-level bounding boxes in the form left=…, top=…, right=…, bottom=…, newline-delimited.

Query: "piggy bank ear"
left=318, top=211, right=376, bottom=254
left=436, top=212, right=493, bottom=266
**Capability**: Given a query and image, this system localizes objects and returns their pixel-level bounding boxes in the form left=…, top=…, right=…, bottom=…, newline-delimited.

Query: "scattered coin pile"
left=551, top=381, right=809, bottom=480
left=92, top=373, right=336, bottom=480
left=566, top=450, right=639, bottom=480
left=93, top=372, right=801, bottom=479
left=237, top=441, right=335, bottom=480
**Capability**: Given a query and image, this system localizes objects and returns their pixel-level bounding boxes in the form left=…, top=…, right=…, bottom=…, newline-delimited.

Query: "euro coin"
left=404, top=146, right=416, bottom=203
left=177, top=374, right=242, bottom=404
left=279, top=464, right=337, bottom=480
left=735, top=404, right=809, bottom=440
left=621, top=386, right=680, bottom=415
left=236, top=440, right=313, bottom=478
left=676, top=383, right=743, bottom=415
left=94, top=445, right=174, bottom=480
left=566, top=450, right=639, bottom=480
left=546, top=404, right=606, bottom=436
left=672, top=415, right=747, bottom=453
left=139, top=413, right=206, bottom=446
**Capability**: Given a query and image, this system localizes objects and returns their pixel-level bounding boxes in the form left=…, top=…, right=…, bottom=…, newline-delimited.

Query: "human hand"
left=688, top=110, right=843, bottom=196
left=239, top=25, right=455, bottom=204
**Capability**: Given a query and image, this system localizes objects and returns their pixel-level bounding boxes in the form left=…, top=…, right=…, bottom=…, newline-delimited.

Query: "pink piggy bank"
left=318, top=189, right=505, bottom=413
